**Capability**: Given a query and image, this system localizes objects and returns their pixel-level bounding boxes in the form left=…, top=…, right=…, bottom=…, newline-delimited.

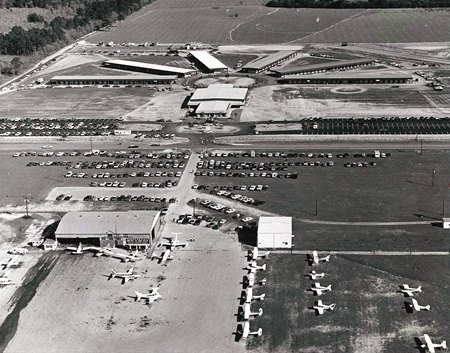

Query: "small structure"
left=443, top=218, right=450, bottom=229
left=189, top=50, right=228, bottom=74
left=114, top=129, right=132, bottom=135
left=48, top=74, right=177, bottom=85
left=257, top=217, right=293, bottom=248
left=43, top=239, right=58, bottom=251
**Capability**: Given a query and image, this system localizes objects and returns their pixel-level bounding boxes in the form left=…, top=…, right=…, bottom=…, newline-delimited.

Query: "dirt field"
left=247, top=254, right=450, bottom=353
left=195, top=76, right=255, bottom=88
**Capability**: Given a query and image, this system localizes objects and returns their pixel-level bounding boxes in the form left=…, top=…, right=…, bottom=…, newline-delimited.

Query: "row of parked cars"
left=195, top=198, right=254, bottom=223
left=83, top=194, right=176, bottom=203
left=211, top=190, right=264, bottom=206
left=195, top=170, right=298, bottom=179
left=192, top=184, right=269, bottom=192
left=175, top=214, right=226, bottom=230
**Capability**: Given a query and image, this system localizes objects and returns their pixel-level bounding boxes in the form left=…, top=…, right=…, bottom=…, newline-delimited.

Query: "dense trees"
left=0, top=0, right=152, bottom=55
left=266, top=0, right=450, bottom=8
left=27, top=12, right=45, bottom=22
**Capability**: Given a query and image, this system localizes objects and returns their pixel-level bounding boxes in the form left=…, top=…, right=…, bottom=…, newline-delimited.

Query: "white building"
left=257, top=217, right=293, bottom=248
left=443, top=218, right=450, bottom=229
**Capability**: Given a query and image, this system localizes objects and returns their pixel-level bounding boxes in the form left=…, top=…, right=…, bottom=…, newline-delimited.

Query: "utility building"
left=48, top=75, right=177, bottom=85
left=55, top=211, right=162, bottom=250
left=257, top=217, right=293, bottom=249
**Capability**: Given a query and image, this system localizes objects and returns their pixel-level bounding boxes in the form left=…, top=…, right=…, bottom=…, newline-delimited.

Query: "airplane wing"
left=317, top=307, right=324, bottom=315
left=316, top=289, right=322, bottom=296
left=412, top=299, right=420, bottom=311
left=65, top=247, right=77, bottom=252
left=122, top=276, right=131, bottom=284
left=424, top=335, right=435, bottom=353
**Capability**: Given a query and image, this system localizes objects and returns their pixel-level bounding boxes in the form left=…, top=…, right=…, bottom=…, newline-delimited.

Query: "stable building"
left=103, top=59, right=196, bottom=78
left=278, top=71, right=413, bottom=84
left=189, top=50, right=228, bottom=74
left=241, top=50, right=298, bottom=74
left=257, top=217, right=293, bottom=249
left=271, top=58, right=375, bottom=77
left=48, top=75, right=177, bottom=85
left=55, top=211, right=162, bottom=250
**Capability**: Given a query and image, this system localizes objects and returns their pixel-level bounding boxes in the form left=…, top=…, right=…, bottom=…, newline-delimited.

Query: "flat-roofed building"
left=55, top=210, right=162, bottom=250
left=271, top=58, right=375, bottom=77
left=241, top=50, right=298, bottom=74
left=189, top=50, right=228, bottom=74
left=103, top=59, right=196, bottom=77
left=48, top=75, right=177, bottom=85
left=257, top=217, right=293, bottom=249
left=278, top=71, right=413, bottom=84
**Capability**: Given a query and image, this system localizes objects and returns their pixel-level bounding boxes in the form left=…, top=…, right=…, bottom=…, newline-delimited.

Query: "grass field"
left=0, top=87, right=152, bottom=118
left=248, top=254, right=450, bottom=353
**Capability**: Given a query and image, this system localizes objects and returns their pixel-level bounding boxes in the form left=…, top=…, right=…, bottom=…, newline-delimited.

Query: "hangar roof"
left=196, top=101, right=230, bottom=114
left=104, top=59, right=195, bottom=74
left=243, top=50, right=297, bottom=70
left=50, top=75, right=177, bottom=81
left=56, top=211, right=160, bottom=237
left=258, top=217, right=292, bottom=234
left=190, top=50, right=228, bottom=70
left=272, top=58, right=375, bottom=75
left=190, top=84, right=248, bottom=102
left=282, top=71, right=412, bottom=80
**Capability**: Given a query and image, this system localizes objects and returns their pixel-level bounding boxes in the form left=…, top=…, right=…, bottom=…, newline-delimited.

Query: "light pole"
left=5, top=195, right=32, bottom=218
left=432, top=169, right=436, bottom=187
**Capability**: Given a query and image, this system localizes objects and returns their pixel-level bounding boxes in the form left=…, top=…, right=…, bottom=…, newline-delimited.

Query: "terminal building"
left=189, top=50, right=228, bottom=74
left=241, top=50, right=298, bottom=74
left=48, top=75, right=177, bottom=85
left=188, top=84, right=248, bottom=117
left=278, top=71, right=413, bottom=84
left=103, top=59, right=196, bottom=77
left=257, top=217, right=293, bottom=249
left=271, top=58, right=375, bottom=77
left=55, top=210, right=162, bottom=250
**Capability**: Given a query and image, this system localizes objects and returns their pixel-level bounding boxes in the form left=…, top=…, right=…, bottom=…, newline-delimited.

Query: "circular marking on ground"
left=330, top=86, right=367, bottom=94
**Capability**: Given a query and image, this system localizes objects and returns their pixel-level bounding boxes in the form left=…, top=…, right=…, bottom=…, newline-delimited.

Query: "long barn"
left=103, top=59, right=196, bottom=77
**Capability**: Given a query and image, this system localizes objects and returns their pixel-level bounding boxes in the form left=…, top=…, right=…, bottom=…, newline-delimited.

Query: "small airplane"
left=159, top=233, right=187, bottom=251
left=411, top=298, right=430, bottom=312
left=151, top=249, right=174, bottom=265
left=307, top=270, right=325, bottom=280
left=241, top=321, right=262, bottom=341
left=109, top=267, right=140, bottom=284
left=93, top=247, right=114, bottom=257
left=245, top=287, right=265, bottom=303
left=246, top=261, right=266, bottom=273
left=250, top=247, right=270, bottom=261
left=65, top=242, right=96, bottom=255
left=247, top=273, right=267, bottom=287
left=113, top=250, right=142, bottom=263
left=311, top=250, right=330, bottom=265
left=2, top=257, right=20, bottom=270
left=243, top=303, right=263, bottom=320
left=400, top=284, right=422, bottom=297
left=311, top=282, right=332, bottom=296
left=420, top=334, right=447, bottom=353
left=312, top=300, right=336, bottom=315
left=135, top=288, right=161, bottom=303
left=0, top=277, right=14, bottom=286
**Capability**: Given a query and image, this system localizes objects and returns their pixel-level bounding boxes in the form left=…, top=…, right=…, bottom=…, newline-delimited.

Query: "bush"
left=27, top=13, right=45, bottom=23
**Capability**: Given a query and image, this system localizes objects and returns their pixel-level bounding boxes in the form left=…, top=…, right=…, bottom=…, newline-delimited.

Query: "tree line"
left=0, top=0, right=152, bottom=55
left=0, top=0, right=74, bottom=8
left=266, top=0, right=450, bottom=8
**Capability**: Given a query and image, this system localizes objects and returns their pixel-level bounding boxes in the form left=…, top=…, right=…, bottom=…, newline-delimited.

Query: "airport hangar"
left=278, top=71, right=413, bottom=84
left=257, top=216, right=293, bottom=249
left=189, top=50, right=228, bottom=74
left=271, top=58, right=375, bottom=77
left=187, top=84, right=248, bottom=117
left=103, top=59, right=196, bottom=78
left=55, top=210, right=162, bottom=250
left=48, top=75, right=177, bottom=85
left=241, top=50, right=298, bottom=74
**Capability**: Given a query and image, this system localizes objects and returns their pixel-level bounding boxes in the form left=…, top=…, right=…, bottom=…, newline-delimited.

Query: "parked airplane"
left=311, top=282, right=332, bottom=296
left=245, top=287, right=266, bottom=303
left=243, top=303, right=263, bottom=320
left=250, top=247, right=270, bottom=261
left=246, top=261, right=266, bottom=273
left=93, top=247, right=114, bottom=257
left=421, top=334, right=447, bottom=353
left=109, top=267, right=140, bottom=284
left=114, top=250, right=142, bottom=263
left=2, top=257, right=20, bottom=270
left=400, top=284, right=422, bottom=297
left=411, top=298, right=430, bottom=312
left=65, top=242, right=96, bottom=255
left=241, top=321, right=262, bottom=340
left=307, top=270, right=325, bottom=280
left=159, top=233, right=187, bottom=251
left=247, top=273, right=267, bottom=287
left=313, top=300, right=336, bottom=315
left=151, top=249, right=174, bottom=265
left=0, top=278, right=14, bottom=286
left=311, top=250, right=330, bottom=265
left=135, top=288, right=161, bottom=303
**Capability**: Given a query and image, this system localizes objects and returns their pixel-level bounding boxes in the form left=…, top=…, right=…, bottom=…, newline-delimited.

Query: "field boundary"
left=272, top=250, right=450, bottom=255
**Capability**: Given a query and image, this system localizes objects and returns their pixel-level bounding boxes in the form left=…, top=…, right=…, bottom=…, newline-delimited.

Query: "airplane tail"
left=326, top=285, right=332, bottom=291
left=324, top=255, right=330, bottom=262
left=261, top=264, right=266, bottom=271
left=135, top=291, right=142, bottom=301
left=109, top=270, right=116, bottom=279
left=417, top=286, right=422, bottom=293
left=329, top=303, right=336, bottom=311
left=256, top=328, right=262, bottom=337
left=258, top=308, right=263, bottom=316
left=441, top=341, right=447, bottom=349
left=257, top=293, right=266, bottom=301
left=260, top=278, right=267, bottom=285
left=424, top=305, right=430, bottom=311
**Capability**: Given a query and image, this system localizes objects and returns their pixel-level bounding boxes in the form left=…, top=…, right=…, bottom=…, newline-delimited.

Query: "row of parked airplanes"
left=309, top=251, right=446, bottom=352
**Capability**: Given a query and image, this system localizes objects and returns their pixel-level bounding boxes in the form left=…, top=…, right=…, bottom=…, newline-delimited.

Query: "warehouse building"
left=55, top=211, right=162, bottom=250
left=278, top=71, right=413, bottom=84
left=241, top=50, right=298, bottom=74
left=188, top=84, right=248, bottom=117
left=103, top=59, right=196, bottom=77
left=271, top=58, right=375, bottom=77
left=189, top=50, right=228, bottom=74
left=48, top=75, right=177, bottom=85
left=257, top=217, right=293, bottom=249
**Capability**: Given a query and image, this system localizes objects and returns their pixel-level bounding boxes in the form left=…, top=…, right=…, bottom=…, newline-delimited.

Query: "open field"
left=88, top=3, right=450, bottom=45
left=247, top=254, right=450, bottom=353
left=0, top=87, right=152, bottom=119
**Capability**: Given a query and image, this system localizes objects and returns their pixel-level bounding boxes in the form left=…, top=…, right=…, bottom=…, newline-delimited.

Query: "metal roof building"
left=241, top=50, right=298, bottom=74
left=271, top=58, right=375, bottom=77
left=48, top=75, right=177, bottom=85
left=279, top=71, right=413, bottom=84
left=195, top=101, right=230, bottom=116
left=103, top=59, right=196, bottom=77
left=257, top=217, right=293, bottom=249
left=55, top=211, right=162, bottom=249
left=189, top=51, right=228, bottom=73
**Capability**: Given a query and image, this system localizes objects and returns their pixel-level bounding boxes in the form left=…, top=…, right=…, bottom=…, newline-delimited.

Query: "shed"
left=43, top=239, right=58, bottom=251
left=257, top=217, right=293, bottom=248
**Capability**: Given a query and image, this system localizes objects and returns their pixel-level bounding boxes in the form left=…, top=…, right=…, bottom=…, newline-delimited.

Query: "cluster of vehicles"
left=83, top=194, right=175, bottom=203
left=0, top=247, right=29, bottom=286
left=195, top=198, right=254, bottom=223
left=192, top=184, right=269, bottom=192
left=175, top=213, right=227, bottom=229
left=211, top=189, right=264, bottom=207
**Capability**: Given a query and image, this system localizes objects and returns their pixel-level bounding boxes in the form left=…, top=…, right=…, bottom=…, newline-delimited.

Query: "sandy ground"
left=176, top=125, right=240, bottom=134
left=195, top=77, right=255, bottom=88
left=218, top=45, right=304, bottom=52
left=38, top=53, right=103, bottom=77
left=119, top=123, right=163, bottom=131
